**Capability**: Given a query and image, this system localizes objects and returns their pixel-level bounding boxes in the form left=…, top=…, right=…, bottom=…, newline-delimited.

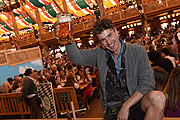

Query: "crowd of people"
left=1, top=18, right=180, bottom=119
left=0, top=50, right=97, bottom=118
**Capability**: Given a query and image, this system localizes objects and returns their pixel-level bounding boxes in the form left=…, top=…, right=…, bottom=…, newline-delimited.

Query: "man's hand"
left=117, top=104, right=129, bottom=120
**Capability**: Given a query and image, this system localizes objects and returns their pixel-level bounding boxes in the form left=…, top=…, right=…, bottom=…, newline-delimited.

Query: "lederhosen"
left=103, top=44, right=145, bottom=120
left=104, top=43, right=128, bottom=120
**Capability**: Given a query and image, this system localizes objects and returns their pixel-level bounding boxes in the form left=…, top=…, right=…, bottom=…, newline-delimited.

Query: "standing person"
left=55, top=18, right=166, bottom=120
left=22, top=68, right=42, bottom=119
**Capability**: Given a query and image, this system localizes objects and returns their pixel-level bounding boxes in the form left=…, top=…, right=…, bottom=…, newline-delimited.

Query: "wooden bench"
left=0, top=93, right=31, bottom=118
left=0, top=87, right=81, bottom=119
left=53, top=87, right=81, bottom=117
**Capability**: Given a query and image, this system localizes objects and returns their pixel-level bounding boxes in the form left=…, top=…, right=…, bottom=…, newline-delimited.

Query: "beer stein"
left=55, top=12, right=73, bottom=44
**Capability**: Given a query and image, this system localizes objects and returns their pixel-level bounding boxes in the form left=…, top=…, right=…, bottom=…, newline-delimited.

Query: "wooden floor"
left=81, top=97, right=104, bottom=118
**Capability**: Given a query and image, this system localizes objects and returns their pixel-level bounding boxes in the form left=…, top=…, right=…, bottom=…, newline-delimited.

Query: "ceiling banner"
left=103, top=0, right=114, bottom=8
left=18, top=16, right=30, bottom=26
left=44, top=5, right=57, bottom=17
left=12, top=11, right=20, bottom=17
left=112, top=0, right=120, bottom=5
left=70, top=0, right=81, bottom=11
left=39, top=0, right=51, bottom=5
left=26, top=0, right=38, bottom=9
left=40, top=7, right=54, bottom=19
left=0, top=25, right=9, bottom=32
left=51, top=3, right=60, bottom=14
left=22, top=15, right=36, bottom=24
left=3, top=25, right=11, bottom=31
left=14, top=8, right=23, bottom=14
left=75, top=0, right=89, bottom=9
left=84, top=8, right=93, bottom=13
left=29, top=0, right=45, bottom=8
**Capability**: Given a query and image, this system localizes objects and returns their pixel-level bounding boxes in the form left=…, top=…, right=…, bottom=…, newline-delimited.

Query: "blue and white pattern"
left=36, top=82, right=57, bottom=119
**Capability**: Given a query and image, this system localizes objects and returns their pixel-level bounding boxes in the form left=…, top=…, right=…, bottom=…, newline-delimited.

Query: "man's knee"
left=147, top=91, right=166, bottom=110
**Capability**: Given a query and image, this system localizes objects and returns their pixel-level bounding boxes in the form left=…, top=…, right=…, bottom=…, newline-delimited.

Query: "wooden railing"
left=0, top=93, right=30, bottom=118
left=0, top=87, right=81, bottom=118
left=0, top=43, right=12, bottom=51
left=0, top=50, right=7, bottom=66
left=6, top=47, right=41, bottom=66
left=71, top=0, right=180, bottom=33
left=53, top=87, right=81, bottom=117
left=16, top=33, right=37, bottom=48
left=39, top=31, right=56, bottom=42
left=143, top=1, right=166, bottom=14
left=0, top=47, right=41, bottom=67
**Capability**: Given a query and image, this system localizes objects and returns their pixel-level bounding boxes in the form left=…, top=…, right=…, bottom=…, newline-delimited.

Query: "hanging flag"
left=36, top=82, right=57, bottom=119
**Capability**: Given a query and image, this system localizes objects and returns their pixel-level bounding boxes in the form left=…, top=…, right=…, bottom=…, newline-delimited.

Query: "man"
left=22, top=68, right=42, bottom=119
left=2, top=77, right=13, bottom=93
left=57, top=19, right=166, bottom=120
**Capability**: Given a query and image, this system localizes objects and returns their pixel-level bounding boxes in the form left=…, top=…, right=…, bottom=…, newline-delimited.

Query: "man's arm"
left=66, top=42, right=99, bottom=66
left=117, top=91, right=143, bottom=120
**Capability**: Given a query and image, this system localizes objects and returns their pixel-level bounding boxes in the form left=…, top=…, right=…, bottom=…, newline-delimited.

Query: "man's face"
left=96, top=28, right=121, bottom=54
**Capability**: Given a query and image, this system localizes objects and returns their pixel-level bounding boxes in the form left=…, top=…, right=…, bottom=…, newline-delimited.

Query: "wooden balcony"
left=0, top=43, right=13, bottom=51
left=16, top=33, right=38, bottom=48
left=143, top=1, right=166, bottom=14
left=36, top=0, right=180, bottom=42
left=39, top=31, right=56, bottom=43
left=73, top=20, right=94, bottom=34
left=71, top=0, right=180, bottom=35
left=167, top=0, right=180, bottom=7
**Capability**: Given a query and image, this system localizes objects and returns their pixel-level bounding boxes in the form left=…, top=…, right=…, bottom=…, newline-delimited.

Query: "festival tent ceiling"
left=0, top=0, right=124, bottom=40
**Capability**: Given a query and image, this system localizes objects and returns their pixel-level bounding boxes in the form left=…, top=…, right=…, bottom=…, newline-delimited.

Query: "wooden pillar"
left=10, top=11, right=20, bottom=41
left=35, top=9, right=44, bottom=35
left=149, top=17, right=161, bottom=35
left=62, top=0, right=68, bottom=12
left=144, top=16, right=149, bottom=35
left=95, top=0, right=106, bottom=18
left=52, top=0, right=63, bottom=12
left=81, top=37, right=90, bottom=48
left=41, top=44, right=49, bottom=57
left=10, top=11, right=20, bottom=50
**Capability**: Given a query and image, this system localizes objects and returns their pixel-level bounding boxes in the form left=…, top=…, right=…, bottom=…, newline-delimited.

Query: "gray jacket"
left=66, top=42, right=155, bottom=110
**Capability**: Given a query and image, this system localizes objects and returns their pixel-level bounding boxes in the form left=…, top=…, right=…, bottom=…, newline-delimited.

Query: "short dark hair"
left=160, top=48, right=170, bottom=56
left=24, top=68, right=32, bottom=76
left=92, top=19, right=114, bottom=42
left=7, top=77, right=13, bottom=82
left=19, top=74, right=23, bottom=78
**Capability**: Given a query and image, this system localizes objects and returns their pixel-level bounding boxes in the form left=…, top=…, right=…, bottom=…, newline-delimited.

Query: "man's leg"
left=141, top=91, right=166, bottom=120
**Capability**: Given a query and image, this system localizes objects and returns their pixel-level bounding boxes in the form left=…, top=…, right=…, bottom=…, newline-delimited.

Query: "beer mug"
left=55, top=12, right=73, bottom=44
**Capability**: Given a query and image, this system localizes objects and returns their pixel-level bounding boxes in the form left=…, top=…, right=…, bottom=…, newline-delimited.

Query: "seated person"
left=152, top=66, right=169, bottom=91
left=164, top=66, right=180, bottom=117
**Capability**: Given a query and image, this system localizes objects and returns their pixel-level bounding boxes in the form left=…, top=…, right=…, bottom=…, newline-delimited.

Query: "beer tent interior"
left=0, top=0, right=124, bottom=41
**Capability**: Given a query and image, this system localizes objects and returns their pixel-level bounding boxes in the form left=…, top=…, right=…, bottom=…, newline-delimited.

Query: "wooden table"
left=79, top=83, right=89, bottom=89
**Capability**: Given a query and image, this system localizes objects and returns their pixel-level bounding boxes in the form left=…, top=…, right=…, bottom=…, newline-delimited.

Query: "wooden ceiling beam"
left=62, top=0, right=68, bottom=12
left=25, top=9, right=37, bottom=24
left=10, top=11, right=21, bottom=41
left=52, top=0, right=63, bottom=12
left=35, top=9, right=44, bottom=34
left=95, top=0, right=106, bottom=17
